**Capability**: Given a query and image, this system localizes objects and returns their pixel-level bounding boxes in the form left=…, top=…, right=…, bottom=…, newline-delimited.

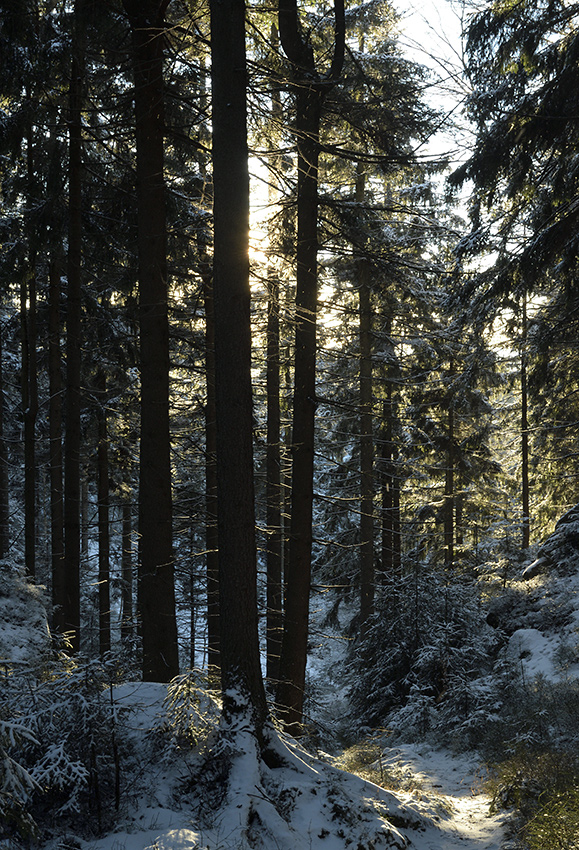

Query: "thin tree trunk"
left=521, top=295, right=530, bottom=549
left=210, top=0, right=269, bottom=736
left=265, top=27, right=284, bottom=684
left=444, top=370, right=455, bottom=568
left=266, top=268, right=283, bottom=682
left=357, top=165, right=374, bottom=634
left=123, top=0, right=179, bottom=682
left=49, top=257, right=65, bottom=632
left=81, top=474, right=89, bottom=566
left=276, top=0, right=345, bottom=734
left=21, top=269, right=38, bottom=580
left=276, top=82, right=322, bottom=733
left=63, top=1, right=84, bottom=649
left=97, top=372, right=110, bottom=656
left=201, top=264, right=220, bottom=678
left=0, top=318, right=9, bottom=559
left=359, top=276, right=374, bottom=629
left=120, top=499, right=133, bottom=641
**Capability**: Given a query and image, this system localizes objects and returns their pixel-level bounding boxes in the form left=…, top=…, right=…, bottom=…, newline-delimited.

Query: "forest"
left=2, top=0, right=579, bottom=847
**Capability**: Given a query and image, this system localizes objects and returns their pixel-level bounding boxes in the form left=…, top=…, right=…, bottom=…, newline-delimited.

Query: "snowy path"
left=381, top=744, right=511, bottom=850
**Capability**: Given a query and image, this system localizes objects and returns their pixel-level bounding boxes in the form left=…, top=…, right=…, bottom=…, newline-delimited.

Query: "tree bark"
left=49, top=257, right=65, bottom=633
left=21, top=268, right=38, bottom=580
left=123, top=0, right=179, bottom=682
left=0, top=318, right=9, bottom=560
left=200, top=259, right=220, bottom=678
left=120, top=498, right=133, bottom=641
left=444, top=368, right=455, bottom=568
left=266, top=268, right=283, bottom=682
left=96, top=371, right=110, bottom=656
left=265, top=28, right=284, bottom=684
left=210, top=0, right=269, bottom=736
left=359, top=276, right=374, bottom=630
left=521, top=295, right=530, bottom=549
left=276, top=0, right=345, bottom=736
left=356, top=166, right=374, bottom=634
left=63, top=0, right=84, bottom=650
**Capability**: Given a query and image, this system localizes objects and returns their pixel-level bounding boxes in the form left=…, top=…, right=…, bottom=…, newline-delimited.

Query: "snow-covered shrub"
left=0, top=560, right=51, bottom=668
left=0, top=720, right=40, bottom=840
left=162, top=669, right=220, bottom=748
left=348, top=567, right=496, bottom=744
left=2, top=654, right=133, bottom=840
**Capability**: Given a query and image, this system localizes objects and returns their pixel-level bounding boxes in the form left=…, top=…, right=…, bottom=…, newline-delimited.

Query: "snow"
left=56, top=684, right=508, bottom=850
left=0, top=564, right=50, bottom=666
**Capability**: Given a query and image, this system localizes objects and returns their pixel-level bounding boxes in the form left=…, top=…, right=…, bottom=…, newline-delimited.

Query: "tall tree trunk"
left=359, top=276, right=374, bottom=629
left=276, top=0, right=345, bottom=736
left=0, top=318, right=9, bottom=560
left=266, top=268, right=283, bottom=682
left=96, top=372, right=110, bottom=656
left=380, top=331, right=401, bottom=576
left=63, top=0, right=84, bottom=650
left=200, top=258, right=220, bottom=678
left=266, top=36, right=283, bottom=683
left=22, top=119, right=38, bottom=581
left=210, top=0, right=268, bottom=736
left=444, top=370, right=455, bottom=568
left=21, top=268, right=38, bottom=580
left=123, top=0, right=179, bottom=682
left=49, top=257, right=65, bottom=633
left=120, top=498, right=133, bottom=641
left=521, top=294, right=530, bottom=549
left=356, top=165, right=374, bottom=634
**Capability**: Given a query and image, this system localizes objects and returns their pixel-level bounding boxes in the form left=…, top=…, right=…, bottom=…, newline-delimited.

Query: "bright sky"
left=397, top=0, right=472, bottom=163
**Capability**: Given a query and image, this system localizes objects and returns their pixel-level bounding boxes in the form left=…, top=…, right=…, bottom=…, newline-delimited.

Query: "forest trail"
left=380, top=744, right=511, bottom=849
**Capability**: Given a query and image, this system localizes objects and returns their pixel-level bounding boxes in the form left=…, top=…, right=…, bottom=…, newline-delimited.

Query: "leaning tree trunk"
left=276, top=0, right=345, bottom=734
left=210, top=0, right=269, bottom=737
left=123, top=0, right=179, bottom=682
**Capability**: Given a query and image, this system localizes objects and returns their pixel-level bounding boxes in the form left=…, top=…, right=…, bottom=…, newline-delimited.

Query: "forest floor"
left=54, top=682, right=512, bottom=850
left=376, top=743, right=511, bottom=850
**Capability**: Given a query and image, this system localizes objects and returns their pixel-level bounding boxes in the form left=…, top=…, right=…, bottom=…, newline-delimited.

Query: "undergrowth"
left=486, top=748, right=579, bottom=850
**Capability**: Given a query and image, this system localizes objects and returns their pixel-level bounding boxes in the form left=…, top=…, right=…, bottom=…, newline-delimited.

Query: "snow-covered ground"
left=39, top=682, right=509, bottom=850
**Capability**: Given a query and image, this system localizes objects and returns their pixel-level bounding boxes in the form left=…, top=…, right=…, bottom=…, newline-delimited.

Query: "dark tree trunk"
left=49, top=257, right=65, bottom=633
left=276, top=83, right=322, bottom=734
left=266, top=269, right=283, bottom=682
left=21, top=269, right=38, bottom=580
left=521, top=295, right=530, bottom=549
left=123, top=0, right=179, bottom=682
left=201, top=263, right=220, bottom=678
left=120, top=499, right=133, bottom=641
left=380, top=328, right=401, bottom=576
left=210, top=0, right=268, bottom=736
left=96, top=372, right=110, bottom=656
left=265, top=32, right=284, bottom=683
left=276, top=0, right=345, bottom=736
left=357, top=166, right=374, bottom=633
left=63, top=2, right=84, bottom=650
left=444, top=376, right=455, bottom=568
left=0, top=319, right=9, bottom=560
left=359, top=276, right=374, bottom=631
